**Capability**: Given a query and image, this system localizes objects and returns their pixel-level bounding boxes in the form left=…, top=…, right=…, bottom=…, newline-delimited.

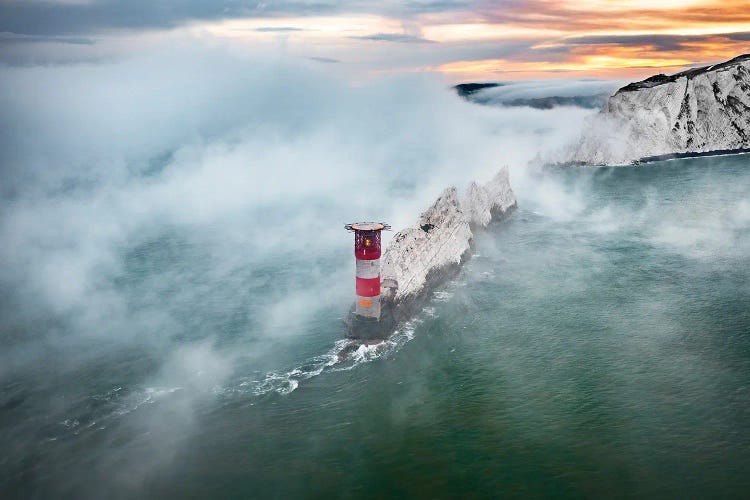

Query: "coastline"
left=636, top=147, right=750, bottom=164
left=558, top=147, right=750, bottom=168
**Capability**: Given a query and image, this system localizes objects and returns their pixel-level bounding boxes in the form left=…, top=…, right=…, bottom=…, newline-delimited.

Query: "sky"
left=1, top=0, right=750, bottom=81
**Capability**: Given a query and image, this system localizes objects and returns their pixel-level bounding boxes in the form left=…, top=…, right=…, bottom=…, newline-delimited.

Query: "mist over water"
left=1, top=42, right=749, bottom=497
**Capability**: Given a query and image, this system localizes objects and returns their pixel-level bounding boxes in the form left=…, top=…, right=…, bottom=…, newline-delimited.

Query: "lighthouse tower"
left=345, top=222, right=390, bottom=320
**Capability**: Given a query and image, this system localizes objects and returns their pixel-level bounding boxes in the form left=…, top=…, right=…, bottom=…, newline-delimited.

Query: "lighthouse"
left=345, top=222, right=390, bottom=321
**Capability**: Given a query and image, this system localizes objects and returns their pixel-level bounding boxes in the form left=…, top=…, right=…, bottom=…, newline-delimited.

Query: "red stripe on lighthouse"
left=356, top=276, right=380, bottom=297
left=354, top=247, right=381, bottom=260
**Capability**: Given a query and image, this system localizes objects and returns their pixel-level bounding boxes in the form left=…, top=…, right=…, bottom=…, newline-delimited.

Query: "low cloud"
left=462, top=78, right=623, bottom=109
left=353, top=32, right=435, bottom=43
left=0, top=31, right=95, bottom=44
left=563, top=31, right=750, bottom=53
left=253, top=26, right=305, bottom=32
left=4, top=31, right=746, bottom=498
left=0, top=37, right=597, bottom=495
left=309, top=55, right=340, bottom=63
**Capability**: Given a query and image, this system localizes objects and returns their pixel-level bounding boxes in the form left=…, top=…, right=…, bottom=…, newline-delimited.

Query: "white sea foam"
left=53, top=278, right=455, bottom=443
left=54, top=385, right=184, bottom=439
left=224, top=319, right=422, bottom=398
left=221, top=273, right=465, bottom=398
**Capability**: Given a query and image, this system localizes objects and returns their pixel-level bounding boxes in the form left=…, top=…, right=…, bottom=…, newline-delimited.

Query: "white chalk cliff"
left=464, top=166, right=517, bottom=228
left=380, top=168, right=516, bottom=304
left=381, top=187, right=472, bottom=301
left=570, top=54, right=750, bottom=165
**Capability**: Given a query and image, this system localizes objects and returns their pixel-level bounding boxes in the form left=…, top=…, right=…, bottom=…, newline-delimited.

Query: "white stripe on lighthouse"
left=355, top=258, right=380, bottom=319
left=355, top=259, right=380, bottom=279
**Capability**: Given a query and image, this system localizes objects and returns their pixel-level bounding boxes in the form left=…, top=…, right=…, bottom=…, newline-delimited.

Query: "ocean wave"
left=52, top=297, right=442, bottom=443
left=226, top=319, right=419, bottom=398
left=52, top=385, right=183, bottom=440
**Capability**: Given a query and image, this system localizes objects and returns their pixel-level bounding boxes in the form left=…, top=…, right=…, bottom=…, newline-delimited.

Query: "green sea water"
left=2, top=155, right=750, bottom=498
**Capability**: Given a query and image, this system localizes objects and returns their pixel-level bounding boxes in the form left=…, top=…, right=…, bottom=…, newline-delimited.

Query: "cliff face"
left=571, top=54, right=750, bottom=165
left=464, top=166, right=517, bottom=228
left=380, top=187, right=472, bottom=302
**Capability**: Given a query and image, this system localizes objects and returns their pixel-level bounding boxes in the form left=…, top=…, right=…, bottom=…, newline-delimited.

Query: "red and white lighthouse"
left=345, top=222, right=390, bottom=320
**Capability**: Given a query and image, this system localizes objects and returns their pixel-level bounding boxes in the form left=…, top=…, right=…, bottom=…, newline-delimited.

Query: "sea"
left=2, top=154, right=749, bottom=498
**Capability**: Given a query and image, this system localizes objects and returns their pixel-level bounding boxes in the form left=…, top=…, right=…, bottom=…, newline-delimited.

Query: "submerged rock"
left=346, top=167, right=516, bottom=341
left=570, top=53, right=750, bottom=165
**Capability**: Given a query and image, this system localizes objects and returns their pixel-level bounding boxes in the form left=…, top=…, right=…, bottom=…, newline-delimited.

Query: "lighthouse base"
left=344, top=305, right=395, bottom=341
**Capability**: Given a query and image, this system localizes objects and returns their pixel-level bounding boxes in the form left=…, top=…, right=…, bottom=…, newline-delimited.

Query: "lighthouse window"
left=354, top=230, right=382, bottom=259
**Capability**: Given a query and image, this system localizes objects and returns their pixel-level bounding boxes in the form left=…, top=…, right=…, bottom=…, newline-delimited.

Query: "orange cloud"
left=426, top=0, right=750, bottom=80
left=200, top=0, right=750, bottom=81
left=438, top=33, right=750, bottom=81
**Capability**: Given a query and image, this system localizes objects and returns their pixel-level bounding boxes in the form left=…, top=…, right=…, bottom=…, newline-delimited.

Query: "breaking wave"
left=49, top=269, right=470, bottom=447
left=224, top=319, right=419, bottom=398
left=221, top=279, right=466, bottom=398
left=51, top=312, right=432, bottom=443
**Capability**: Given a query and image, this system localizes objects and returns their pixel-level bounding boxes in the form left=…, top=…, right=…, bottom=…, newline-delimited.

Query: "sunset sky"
left=2, top=0, right=750, bottom=81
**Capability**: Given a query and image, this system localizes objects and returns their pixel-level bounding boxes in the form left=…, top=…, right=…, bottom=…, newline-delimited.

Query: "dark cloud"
left=531, top=44, right=574, bottom=54
left=564, top=34, right=702, bottom=52
left=0, top=1, right=212, bottom=35
left=308, top=56, right=340, bottom=63
left=562, top=31, right=750, bottom=52
left=0, top=0, right=478, bottom=36
left=253, top=27, right=305, bottom=32
left=0, top=1, right=309, bottom=36
left=475, top=1, right=750, bottom=36
left=0, top=31, right=95, bottom=45
left=353, top=33, right=434, bottom=43
left=565, top=35, right=692, bottom=50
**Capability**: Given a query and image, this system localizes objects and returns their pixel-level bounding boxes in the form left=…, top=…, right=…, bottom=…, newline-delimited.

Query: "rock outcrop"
left=464, top=166, right=517, bottom=228
left=570, top=54, right=750, bottom=165
left=346, top=167, right=516, bottom=340
left=380, top=187, right=472, bottom=302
